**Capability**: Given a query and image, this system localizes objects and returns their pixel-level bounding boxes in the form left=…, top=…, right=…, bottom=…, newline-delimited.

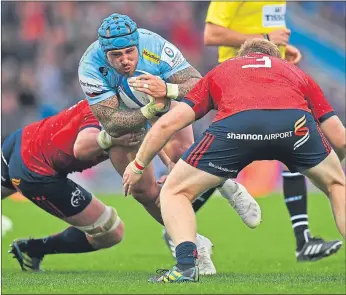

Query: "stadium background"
left=1, top=1, right=345, bottom=197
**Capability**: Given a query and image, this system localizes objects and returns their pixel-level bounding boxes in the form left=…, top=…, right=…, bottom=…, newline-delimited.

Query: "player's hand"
left=285, top=44, right=302, bottom=65
left=123, top=161, right=144, bottom=197
left=268, top=28, right=291, bottom=46
left=128, top=74, right=166, bottom=99
left=111, top=128, right=146, bottom=147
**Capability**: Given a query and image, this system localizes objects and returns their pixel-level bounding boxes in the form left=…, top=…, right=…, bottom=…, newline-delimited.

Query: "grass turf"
left=1, top=193, right=345, bottom=294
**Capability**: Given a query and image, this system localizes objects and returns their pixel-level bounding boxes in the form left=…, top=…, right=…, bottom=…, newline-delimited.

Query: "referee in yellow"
left=203, top=1, right=342, bottom=262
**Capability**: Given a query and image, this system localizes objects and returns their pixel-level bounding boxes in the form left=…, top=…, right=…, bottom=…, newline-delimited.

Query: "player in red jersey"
left=123, top=39, right=346, bottom=283
left=2, top=99, right=145, bottom=271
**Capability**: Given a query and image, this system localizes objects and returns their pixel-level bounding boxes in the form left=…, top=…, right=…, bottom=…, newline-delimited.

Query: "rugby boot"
left=196, top=234, right=216, bottom=275
left=163, top=230, right=216, bottom=275
left=296, top=237, right=343, bottom=262
left=219, top=182, right=262, bottom=228
left=9, top=238, right=44, bottom=271
left=148, top=265, right=199, bottom=283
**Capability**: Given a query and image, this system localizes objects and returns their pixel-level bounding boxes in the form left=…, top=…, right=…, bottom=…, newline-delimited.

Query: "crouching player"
left=123, top=39, right=346, bottom=283
left=2, top=100, right=144, bottom=271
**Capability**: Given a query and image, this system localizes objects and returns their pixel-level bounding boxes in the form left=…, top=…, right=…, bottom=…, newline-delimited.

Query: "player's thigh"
left=163, top=125, right=194, bottom=162
left=108, top=144, right=138, bottom=175
left=301, top=149, right=345, bottom=195
left=108, top=144, right=158, bottom=200
left=162, top=159, right=223, bottom=202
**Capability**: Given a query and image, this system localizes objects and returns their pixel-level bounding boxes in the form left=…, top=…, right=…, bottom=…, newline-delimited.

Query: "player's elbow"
left=73, top=143, right=89, bottom=161
left=204, top=23, right=221, bottom=46
left=204, top=28, right=214, bottom=46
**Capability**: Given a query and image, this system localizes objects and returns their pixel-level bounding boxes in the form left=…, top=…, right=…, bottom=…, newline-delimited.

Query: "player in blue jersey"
left=78, top=13, right=261, bottom=275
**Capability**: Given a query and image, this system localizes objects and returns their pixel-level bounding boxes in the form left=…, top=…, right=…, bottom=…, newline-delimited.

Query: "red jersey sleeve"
left=304, top=73, right=335, bottom=123
left=182, top=74, right=214, bottom=120
left=79, top=104, right=102, bottom=131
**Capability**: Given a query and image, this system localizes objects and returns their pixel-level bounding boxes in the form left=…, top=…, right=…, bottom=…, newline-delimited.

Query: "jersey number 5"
left=242, top=56, right=272, bottom=69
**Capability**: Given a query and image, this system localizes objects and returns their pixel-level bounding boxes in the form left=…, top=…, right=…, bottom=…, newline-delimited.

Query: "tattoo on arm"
left=167, top=66, right=202, bottom=100
left=90, top=95, right=147, bottom=137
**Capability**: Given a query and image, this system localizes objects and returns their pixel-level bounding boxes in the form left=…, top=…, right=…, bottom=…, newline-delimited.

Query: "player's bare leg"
left=10, top=196, right=124, bottom=271
left=108, top=144, right=163, bottom=224
left=302, top=150, right=346, bottom=239
left=149, top=160, right=230, bottom=283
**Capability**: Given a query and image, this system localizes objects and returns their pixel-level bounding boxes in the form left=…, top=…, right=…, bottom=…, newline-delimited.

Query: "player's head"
left=98, top=13, right=139, bottom=76
left=237, top=39, right=281, bottom=58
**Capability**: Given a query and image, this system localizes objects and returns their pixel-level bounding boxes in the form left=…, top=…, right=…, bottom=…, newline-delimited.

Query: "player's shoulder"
left=79, top=40, right=106, bottom=72
left=138, top=28, right=167, bottom=58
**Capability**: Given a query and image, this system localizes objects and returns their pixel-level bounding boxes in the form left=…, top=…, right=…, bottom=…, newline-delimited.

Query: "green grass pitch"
left=1, top=193, right=345, bottom=294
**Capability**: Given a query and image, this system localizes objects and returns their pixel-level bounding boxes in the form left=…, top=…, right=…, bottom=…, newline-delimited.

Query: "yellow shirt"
left=206, top=1, right=287, bottom=62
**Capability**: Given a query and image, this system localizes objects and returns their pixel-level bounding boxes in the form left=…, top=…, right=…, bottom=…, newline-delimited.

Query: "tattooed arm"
left=166, top=66, right=202, bottom=100
left=90, top=95, right=147, bottom=138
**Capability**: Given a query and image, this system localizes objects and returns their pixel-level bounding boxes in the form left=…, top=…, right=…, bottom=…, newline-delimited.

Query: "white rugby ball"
left=118, top=70, right=153, bottom=109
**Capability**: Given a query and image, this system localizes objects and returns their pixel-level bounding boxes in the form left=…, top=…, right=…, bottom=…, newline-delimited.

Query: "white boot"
left=218, top=180, right=262, bottom=229
left=162, top=230, right=216, bottom=275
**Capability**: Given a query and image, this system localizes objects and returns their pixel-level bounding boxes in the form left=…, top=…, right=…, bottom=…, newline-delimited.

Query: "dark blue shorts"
left=181, top=110, right=331, bottom=179
left=1, top=129, right=92, bottom=218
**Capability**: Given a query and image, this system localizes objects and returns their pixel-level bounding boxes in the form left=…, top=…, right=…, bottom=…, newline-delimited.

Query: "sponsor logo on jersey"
left=79, top=76, right=107, bottom=98
left=71, top=187, right=86, bottom=207
left=227, top=131, right=293, bottom=140
left=208, top=162, right=238, bottom=173
left=143, top=49, right=160, bottom=64
left=79, top=80, right=102, bottom=89
left=161, top=42, right=185, bottom=68
left=99, top=67, right=108, bottom=76
left=293, top=115, right=310, bottom=150
left=164, top=46, right=174, bottom=58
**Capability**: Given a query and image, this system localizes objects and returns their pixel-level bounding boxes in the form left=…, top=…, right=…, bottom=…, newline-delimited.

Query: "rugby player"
left=123, top=39, right=346, bottom=283
left=201, top=1, right=341, bottom=261
left=3, top=99, right=143, bottom=271
left=78, top=13, right=262, bottom=275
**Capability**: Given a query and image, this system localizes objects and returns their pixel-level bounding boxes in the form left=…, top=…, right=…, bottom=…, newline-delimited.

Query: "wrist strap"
left=263, top=33, right=270, bottom=41
left=131, top=158, right=146, bottom=174
left=165, top=83, right=179, bottom=100
left=141, top=104, right=157, bottom=119
left=97, top=130, right=113, bottom=150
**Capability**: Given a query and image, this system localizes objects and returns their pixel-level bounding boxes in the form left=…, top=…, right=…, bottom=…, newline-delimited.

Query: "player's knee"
left=131, top=184, right=159, bottom=206
left=75, top=206, right=124, bottom=249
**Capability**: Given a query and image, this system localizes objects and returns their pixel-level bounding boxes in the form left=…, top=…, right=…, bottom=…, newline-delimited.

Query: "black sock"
left=282, top=171, right=311, bottom=251
left=27, top=227, right=96, bottom=257
left=175, top=241, right=197, bottom=270
left=192, top=188, right=216, bottom=213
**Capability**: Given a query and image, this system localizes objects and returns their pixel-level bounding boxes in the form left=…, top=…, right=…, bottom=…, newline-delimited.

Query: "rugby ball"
left=118, top=70, right=153, bottom=109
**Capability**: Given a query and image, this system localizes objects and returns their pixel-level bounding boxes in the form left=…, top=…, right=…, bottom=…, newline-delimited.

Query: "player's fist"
left=268, top=28, right=291, bottom=46
left=129, top=74, right=166, bottom=99
left=285, top=44, right=302, bottom=65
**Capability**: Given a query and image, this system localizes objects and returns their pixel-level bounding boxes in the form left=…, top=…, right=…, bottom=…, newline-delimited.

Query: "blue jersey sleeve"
left=78, top=44, right=117, bottom=106
left=159, top=41, right=191, bottom=80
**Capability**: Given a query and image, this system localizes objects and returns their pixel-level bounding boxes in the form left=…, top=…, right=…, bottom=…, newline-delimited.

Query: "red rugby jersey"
left=21, top=100, right=107, bottom=176
left=184, top=53, right=335, bottom=123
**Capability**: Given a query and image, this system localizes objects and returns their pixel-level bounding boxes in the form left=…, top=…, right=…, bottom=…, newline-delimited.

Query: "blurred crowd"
left=2, top=1, right=345, bottom=142
left=298, top=1, right=346, bottom=27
